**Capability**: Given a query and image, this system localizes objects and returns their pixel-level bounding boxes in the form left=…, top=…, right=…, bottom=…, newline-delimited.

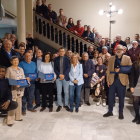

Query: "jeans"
left=108, top=78, right=126, bottom=113
left=69, top=84, right=83, bottom=110
left=56, top=79, right=69, bottom=106
left=22, top=84, right=35, bottom=112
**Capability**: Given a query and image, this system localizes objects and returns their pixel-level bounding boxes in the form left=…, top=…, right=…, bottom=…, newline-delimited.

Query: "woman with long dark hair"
left=38, top=52, right=56, bottom=112
left=67, top=18, right=74, bottom=29
left=130, top=52, right=140, bottom=124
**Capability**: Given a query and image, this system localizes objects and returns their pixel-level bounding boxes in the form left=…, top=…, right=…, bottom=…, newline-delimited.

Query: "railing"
left=33, top=10, right=96, bottom=55
left=4, top=9, right=17, bottom=19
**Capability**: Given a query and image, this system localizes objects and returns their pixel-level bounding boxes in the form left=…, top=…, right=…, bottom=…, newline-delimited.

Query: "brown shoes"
left=28, top=109, right=37, bottom=112
left=40, top=108, right=46, bottom=112
left=49, top=108, right=53, bottom=112
left=22, top=112, right=26, bottom=116
left=7, top=124, right=13, bottom=127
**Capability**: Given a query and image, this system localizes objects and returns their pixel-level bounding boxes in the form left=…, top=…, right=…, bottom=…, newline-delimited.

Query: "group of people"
left=0, top=0, right=140, bottom=127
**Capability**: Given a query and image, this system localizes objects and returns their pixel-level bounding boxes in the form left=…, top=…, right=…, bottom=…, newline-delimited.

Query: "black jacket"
left=36, top=5, right=41, bottom=14
left=130, top=61, right=139, bottom=88
left=112, top=40, right=127, bottom=50
left=44, top=10, right=57, bottom=23
left=0, top=49, right=17, bottom=68
left=40, top=4, right=48, bottom=16
left=0, top=79, right=12, bottom=103
left=26, top=37, right=34, bottom=49
left=82, top=31, right=94, bottom=43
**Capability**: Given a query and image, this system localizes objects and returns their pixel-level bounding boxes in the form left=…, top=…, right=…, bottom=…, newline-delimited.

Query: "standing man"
left=134, top=34, right=140, bottom=46
left=87, top=46, right=94, bottom=59
left=128, top=41, right=140, bottom=63
left=80, top=52, right=95, bottom=106
left=0, top=40, right=17, bottom=68
left=16, top=44, right=25, bottom=62
left=94, top=32, right=101, bottom=47
left=54, top=47, right=71, bottom=112
left=103, top=45, right=132, bottom=119
left=112, top=34, right=127, bottom=55
left=57, top=9, right=67, bottom=28
left=82, top=26, right=94, bottom=43
left=32, top=49, right=43, bottom=109
left=40, top=0, right=48, bottom=16
left=66, top=50, right=72, bottom=59
left=19, top=53, right=37, bottom=115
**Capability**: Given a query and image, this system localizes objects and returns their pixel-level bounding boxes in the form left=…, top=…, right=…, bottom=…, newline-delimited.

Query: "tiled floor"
left=0, top=96, right=140, bottom=140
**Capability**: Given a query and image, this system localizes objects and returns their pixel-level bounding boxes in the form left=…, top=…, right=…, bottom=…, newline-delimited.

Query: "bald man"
left=0, top=40, right=17, bottom=67
left=112, top=34, right=127, bottom=55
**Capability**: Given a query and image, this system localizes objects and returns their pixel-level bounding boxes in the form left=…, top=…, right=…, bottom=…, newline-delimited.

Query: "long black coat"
left=80, top=59, right=95, bottom=88
left=129, top=61, right=139, bottom=88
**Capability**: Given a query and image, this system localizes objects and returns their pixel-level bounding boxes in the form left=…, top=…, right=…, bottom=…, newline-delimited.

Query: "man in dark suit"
left=0, top=66, right=18, bottom=126
left=82, top=26, right=94, bottom=43
left=0, top=40, right=17, bottom=68
left=112, top=34, right=127, bottom=55
left=36, top=0, right=41, bottom=14
left=87, top=46, right=94, bottom=59
left=40, top=0, right=48, bottom=16
left=54, top=47, right=71, bottom=112
left=32, top=49, right=43, bottom=109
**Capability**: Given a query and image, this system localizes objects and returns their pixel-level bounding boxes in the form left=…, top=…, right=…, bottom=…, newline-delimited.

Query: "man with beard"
left=103, top=45, right=132, bottom=119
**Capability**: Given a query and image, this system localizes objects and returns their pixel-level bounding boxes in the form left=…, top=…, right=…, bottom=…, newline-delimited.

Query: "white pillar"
left=17, top=0, right=26, bottom=45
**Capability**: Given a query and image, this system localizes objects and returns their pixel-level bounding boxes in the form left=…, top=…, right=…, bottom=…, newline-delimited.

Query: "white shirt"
left=72, top=64, right=78, bottom=79
left=38, top=62, right=56, bottom=83
left=127, top=44, right=132, bottom=50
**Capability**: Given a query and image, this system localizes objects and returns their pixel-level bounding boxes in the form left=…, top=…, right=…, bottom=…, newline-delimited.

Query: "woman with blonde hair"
left=69, top=54, right=84, bottom=113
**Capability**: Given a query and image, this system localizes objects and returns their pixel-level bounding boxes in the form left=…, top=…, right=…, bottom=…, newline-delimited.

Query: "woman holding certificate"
left=5, top=56, right=26, bottom=126
left=69, top=54, right=84, bottom=113
left=38, top=52, right=56, bottom=112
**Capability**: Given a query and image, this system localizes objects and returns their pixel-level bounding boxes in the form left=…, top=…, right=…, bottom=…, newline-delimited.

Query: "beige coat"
left=107, top=55, right=132, bottom=86
left=5, top=66, right=25, bottom=98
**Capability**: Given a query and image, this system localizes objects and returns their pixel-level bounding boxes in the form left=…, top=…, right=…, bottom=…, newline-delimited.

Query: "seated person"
left=57, top=9, right=67, bottom=28
left=69, top=20, right=84, bottom=37
left=99, top=47, right=110, bottom=63
left=94, top=32, right=101, bottom=47
left=44, top=4, right=57, bottom=23
left=82, top=26, right=94, bottom=43
left=0, top=65, right=18, bottom=127
left=97, top=39, right=111, bottom=54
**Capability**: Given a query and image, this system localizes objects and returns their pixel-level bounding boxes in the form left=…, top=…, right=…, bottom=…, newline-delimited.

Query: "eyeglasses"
left=116, top=49, right=123, bottom=51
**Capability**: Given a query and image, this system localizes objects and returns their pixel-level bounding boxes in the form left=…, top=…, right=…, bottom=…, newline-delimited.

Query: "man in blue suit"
left=82, top=26, right=94, bottom=43
left=54, top=47, right=71, bottom=112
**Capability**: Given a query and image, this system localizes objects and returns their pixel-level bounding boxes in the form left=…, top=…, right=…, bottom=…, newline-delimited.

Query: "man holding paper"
left=19, top=52, right=37, bottom=115
left=103, top=45, right=132, bottom=119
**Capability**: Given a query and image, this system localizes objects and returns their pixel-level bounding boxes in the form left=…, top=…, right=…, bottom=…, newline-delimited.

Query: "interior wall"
left=34, top=0, right=140, bottom=42
left=1, top=0, right=17, bottom=16
left=0, top=28, right=12, bottom=38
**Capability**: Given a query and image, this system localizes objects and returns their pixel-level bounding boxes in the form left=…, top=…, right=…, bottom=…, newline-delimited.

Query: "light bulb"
left=111, top=6, right=115, bottom=11
left=109, top=2, right=112, bottom=5
left=118, top=9, right=123, bottom=14
left=99, top=10, right=104, bottom=15
left=107, top=13, right=110, bottom=17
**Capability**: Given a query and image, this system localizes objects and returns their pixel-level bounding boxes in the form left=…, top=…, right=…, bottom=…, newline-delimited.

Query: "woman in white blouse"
left=38, top=52, right=56, bottom=112
left=69, top=54, right=84, bottom=113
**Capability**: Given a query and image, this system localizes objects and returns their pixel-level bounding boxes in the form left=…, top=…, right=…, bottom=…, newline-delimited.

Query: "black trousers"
left=0, top=101, right=18, bottom=112
left=40, top=83, right=54, bottom=108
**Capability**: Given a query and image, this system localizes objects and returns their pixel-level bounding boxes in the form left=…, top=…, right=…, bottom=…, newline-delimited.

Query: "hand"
left=43, top=79, right=46, bottom=82
left=74, top=31, right=78, bottom=34
left=40, top=14, right=43, bottom=16
left=97, top=80, right=101, bottom=84
left=73, top=80, right=78, bottom=84
left=16, top=85, right=20, bottom=88
left=85, top=37, right=87, bottom=39
left=130, top=87, right=134, bottom=93
left=84, top=74, right=88, bottom=78
left=107, top=82, right=110, bottom=87
left=26, top=77, right=31, bottom=82
left=2, top=101, right=10, bottom=110
left=36, top=78, right=40, bottom=81
left=53, top=77, right=56, bottom=81
left=87, top=40, right=90, bottom=42
left=59, top=74, right=64, bottom=80
left=115, top=68, right=120, bottom=73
